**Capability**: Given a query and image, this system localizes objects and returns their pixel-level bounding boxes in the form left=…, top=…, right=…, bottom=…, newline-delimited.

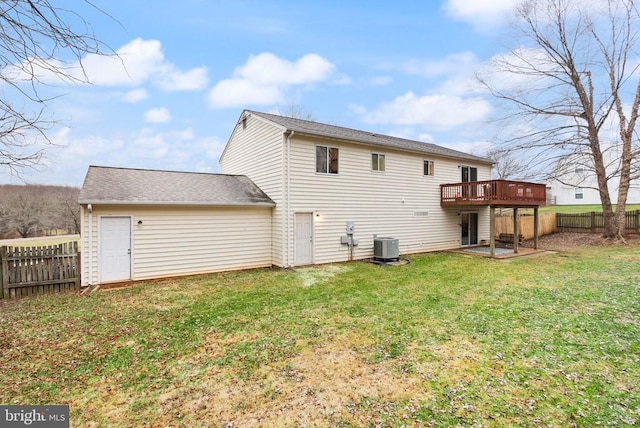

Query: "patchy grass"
left=1, top=243, right=640, bottom=426
left=537, top=204, right=640, bottom=214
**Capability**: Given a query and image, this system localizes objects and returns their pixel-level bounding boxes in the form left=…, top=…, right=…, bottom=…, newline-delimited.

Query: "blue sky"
left=0, top=0, right=518, bottom=186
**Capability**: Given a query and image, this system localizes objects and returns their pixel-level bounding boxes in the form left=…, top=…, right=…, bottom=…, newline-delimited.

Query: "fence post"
left=0, top=246, right=7, bottom=299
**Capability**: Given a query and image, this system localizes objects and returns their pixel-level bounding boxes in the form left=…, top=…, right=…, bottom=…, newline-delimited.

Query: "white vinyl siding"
left=287, top=135, right=491, bottom=264
left=81, top=205, right=272, bottom=285
left=220, top=113, right=285, bottom=266
left=220, top=111, right=492, bottom=267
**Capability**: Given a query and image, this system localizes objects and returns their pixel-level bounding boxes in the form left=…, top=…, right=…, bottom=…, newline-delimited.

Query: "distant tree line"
left=0, top=185, right=80, bottom=239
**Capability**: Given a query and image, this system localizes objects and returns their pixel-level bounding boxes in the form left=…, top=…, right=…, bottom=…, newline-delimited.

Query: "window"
left=316, top=145, right=339, bottom=174
left=575, top=166, right=585, bottom=174
left=575, top=188, right=584, bottom=200
left=372, top=153, right=385, bottom=171
left=461, top=165, right=477, bottom=182
left=423, top=160, right=434, bottom=176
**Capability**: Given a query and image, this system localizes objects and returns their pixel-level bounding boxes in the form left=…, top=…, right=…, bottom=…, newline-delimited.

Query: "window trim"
left=315, top=144, right=339, bottom=175
left=371, top=152, right=386, bottom=172
left=423, top=159, right=435, bottom=176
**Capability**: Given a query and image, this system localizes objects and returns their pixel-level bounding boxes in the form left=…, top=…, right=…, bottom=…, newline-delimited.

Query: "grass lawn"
left=539, top=204, right=640, bottom=214
left=1, top=243, right=639, bottom=426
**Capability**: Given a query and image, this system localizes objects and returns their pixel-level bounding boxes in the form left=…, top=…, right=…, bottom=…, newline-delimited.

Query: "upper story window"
left=575, top=188, right=584, bottom=199
left=316, top=145, right=339, bottom=174
left=372, top=153, right=385, bottom=172
left=423, top=160, right=434, bottom=176
left=575, top=166, right=585, bottom=174
left=461, top=165, right=477, bottom=182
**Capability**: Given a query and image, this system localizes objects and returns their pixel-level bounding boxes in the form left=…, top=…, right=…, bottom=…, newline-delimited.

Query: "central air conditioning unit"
left=373, top=237, right=399, bottom=261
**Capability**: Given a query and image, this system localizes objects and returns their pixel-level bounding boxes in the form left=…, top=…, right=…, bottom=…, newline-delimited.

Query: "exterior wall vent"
left=373, top=237, right=399, bottom=260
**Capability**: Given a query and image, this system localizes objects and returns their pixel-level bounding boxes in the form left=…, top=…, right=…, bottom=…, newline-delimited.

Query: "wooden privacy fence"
left=495, top=212, right=557, bottom=240
left=0, top=241, right=80, bottom=299
left=556, top=210, right=640, bottom=233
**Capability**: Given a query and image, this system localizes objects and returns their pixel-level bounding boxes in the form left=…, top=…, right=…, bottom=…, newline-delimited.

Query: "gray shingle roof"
left=247, top=110, right=493, bottom=164
left=78, top=166, right=275, bottom=206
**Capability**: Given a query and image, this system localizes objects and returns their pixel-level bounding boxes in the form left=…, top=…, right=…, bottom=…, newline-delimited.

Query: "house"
left=78, top=166, right=275, bottom=286
left=79, top=110, right=546, bottom=286
left=547, top=147, right=640, bottom=205
left=547, top=165, right=640, bottom=205
left=221, top=110, right=543, bottom=267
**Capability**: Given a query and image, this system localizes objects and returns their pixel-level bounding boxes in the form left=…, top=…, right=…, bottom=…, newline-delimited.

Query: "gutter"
left=87, top=204, right=93, bottom=285
left=286, top=130, right=294, bottom=267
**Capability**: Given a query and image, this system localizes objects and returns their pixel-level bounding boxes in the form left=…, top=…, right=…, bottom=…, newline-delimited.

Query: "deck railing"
left=441, top=180, right=546, bottom=207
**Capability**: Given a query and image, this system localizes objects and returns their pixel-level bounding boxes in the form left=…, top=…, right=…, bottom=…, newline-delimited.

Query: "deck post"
left=534, top=207, right=539, bottom=250
left=513, top=207, right=519, bottom=254
left=490, top=206, right=495, bottom=257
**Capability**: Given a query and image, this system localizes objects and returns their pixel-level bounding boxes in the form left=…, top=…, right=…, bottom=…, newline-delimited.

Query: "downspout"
left=286, top=130, right=294, bottom=267
left=87, top=203, right=93, bottom=285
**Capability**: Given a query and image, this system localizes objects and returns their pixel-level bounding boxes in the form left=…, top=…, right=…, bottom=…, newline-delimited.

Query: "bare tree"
left=277, top=102, right=316, bottom=121
left=58, top=187, right=81, bottom=234
left=480, top=0, right=640, bottom=238
left=485, top=147, right=536, bottom=180
left=0, top=186, right=44, bottom=237
left=0, top=0, right=113, bottom=174
left=0, top=184, right=80, bottom=238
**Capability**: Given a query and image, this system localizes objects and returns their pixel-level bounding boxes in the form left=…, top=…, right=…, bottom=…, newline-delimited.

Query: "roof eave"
left=289, top=130, right=494, bottom=165
left=78, top=200, right=276, bottom=207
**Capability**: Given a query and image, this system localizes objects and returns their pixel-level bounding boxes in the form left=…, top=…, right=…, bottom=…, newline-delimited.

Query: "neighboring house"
left=547, top=157, right=640, bottom=206
left=78, top=166, right=275, bottom=286
left=220, top=110, right=496, bottom=268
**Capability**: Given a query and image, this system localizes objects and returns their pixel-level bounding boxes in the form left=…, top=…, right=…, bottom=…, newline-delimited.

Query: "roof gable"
left=244, top=110, right=493, bottom=164
left=78, top=166, right=275, bottom=206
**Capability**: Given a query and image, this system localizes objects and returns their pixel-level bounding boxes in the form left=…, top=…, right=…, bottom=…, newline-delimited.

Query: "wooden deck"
left=440, top=180, right=546, bottom=207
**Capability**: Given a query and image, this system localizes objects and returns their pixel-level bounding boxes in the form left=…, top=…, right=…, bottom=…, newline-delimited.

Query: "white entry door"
left=100, top=217, right=131, bottom=282
left=295, top=213, right=314, bottom=266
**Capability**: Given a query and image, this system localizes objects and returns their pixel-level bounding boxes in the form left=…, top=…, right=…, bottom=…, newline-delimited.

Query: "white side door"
left=100, top=217, right=131, bottom=282
left=294, top=213, right=314, bottom=266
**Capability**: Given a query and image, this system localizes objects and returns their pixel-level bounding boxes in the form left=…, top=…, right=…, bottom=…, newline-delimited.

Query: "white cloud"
left=209, top=79, right=283, bottom=108
left=401, top=52, right=480, bottom=77
left=443, top=0, right=518, bottom=30
left=122, top=88, right=148, bottom=103
left=478, top=47, right=562, bottom=94
left=208, top=53, right=335, bottom=108
left=362, top=91, right=492, bottom=129
left=86, top=38, right=165, bottom=85
left=144, top=107, right=171, bottom=123
left=155, top=66, right=209, bottom=91
left=3, top=38, right=208, bottom=91
left=238, top=53, right=334, bottom=85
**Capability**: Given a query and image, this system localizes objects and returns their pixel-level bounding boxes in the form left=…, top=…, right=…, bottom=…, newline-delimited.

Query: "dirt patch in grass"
left=295, top=264, right=349, bottom=287
left=153, top=331, right=431, bottom=426
left=525, top=232, right=640, bottom=251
